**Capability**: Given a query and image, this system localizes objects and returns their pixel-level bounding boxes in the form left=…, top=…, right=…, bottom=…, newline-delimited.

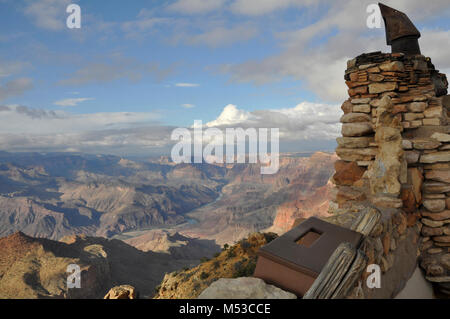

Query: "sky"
left=0, top=0, right=449, bottom=157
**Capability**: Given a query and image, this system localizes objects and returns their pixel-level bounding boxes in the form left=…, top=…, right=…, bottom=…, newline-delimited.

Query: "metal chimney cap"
left=379, top=3, right=421, bottom=45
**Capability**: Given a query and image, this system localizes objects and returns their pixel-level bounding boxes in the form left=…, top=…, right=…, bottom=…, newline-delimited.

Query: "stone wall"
left=327, top=51, right=450, bottom=297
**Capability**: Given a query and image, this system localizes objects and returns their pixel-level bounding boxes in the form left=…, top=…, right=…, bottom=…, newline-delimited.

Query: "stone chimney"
left=330, top=50, right=450, bottom=296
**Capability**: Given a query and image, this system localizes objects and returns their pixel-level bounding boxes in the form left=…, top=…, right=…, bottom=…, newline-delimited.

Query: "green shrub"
left=200, top=257, right=210, bottom=263
left=240, top=239, right=251, bottom=250
left=200, top=271, right=209, bottom=280
left=226, top=248, right=236, bottom=259
left=232, top=260, right=256, bottom=278
left=263, top=233, right=278, bottom=243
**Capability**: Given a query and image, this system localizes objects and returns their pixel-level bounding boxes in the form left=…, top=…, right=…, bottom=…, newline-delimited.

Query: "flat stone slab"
left=198, top=278, right=297, bottom=299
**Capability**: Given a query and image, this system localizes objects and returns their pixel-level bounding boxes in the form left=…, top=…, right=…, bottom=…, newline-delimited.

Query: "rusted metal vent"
left=379, top=3, right=421, bottom=55
left=253, top=217, right=363, bottom=297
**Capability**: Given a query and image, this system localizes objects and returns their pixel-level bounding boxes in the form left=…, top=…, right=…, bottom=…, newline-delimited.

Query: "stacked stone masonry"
left=328, top=51, right=450, bottom=297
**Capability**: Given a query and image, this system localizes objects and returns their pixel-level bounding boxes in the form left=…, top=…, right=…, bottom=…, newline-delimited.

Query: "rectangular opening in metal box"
left=295, top=229, right=322, bottom=248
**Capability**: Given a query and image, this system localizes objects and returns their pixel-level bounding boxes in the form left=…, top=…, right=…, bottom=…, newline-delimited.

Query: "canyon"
left=0, top=151, right=336, bottom=245
left=0, top=151, right=336, bottom=298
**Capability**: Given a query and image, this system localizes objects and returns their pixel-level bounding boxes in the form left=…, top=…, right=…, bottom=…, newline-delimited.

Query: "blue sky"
left=0, top=0, right=449, bottom=156
left=1, top=0, right=318, bottom=125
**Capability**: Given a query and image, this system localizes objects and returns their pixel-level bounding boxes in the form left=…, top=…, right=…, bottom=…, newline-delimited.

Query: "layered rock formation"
left=0, top=152, right=335, bottom=246
left=0, top=232, right=214, bottom=299
left=182, top=152, right=336, bottom=245
left=269, top=181, right=332, bottom=234
left=122, top=229, right=220, bottom=261
left=0, top=152, right=223, bottom=240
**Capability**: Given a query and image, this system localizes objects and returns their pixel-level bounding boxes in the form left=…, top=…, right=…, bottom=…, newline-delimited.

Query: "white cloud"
left=0, top=105, right=171, bottom=154
left=121, top=17, right=171, bottom=39
left=0, top=102, right=340, bottom=155
left=229, top=0, right=450, bottom=17
left=381, top=0, right=450, bottom=21
left=187, top=24, right=258, bottom=47
left=167, top=0, right=226, bottom=14
left=24, top=0, right=72, bottom=31
left=182, top=104, right=195, bottom=108
left=59, top=56, right=173, bottom=86
left=53, top=97, right=94, bottom=107
left=0, top=61, right=30, bottom=78
left=0, top=78, right=33, bottom=102
left=230, top=0, right=315, bottom=16
left=420, top=29, right=450, bottom=72
left=221, top=0, right=450, bottom=102
left=0, top=105, right=159, bottom=135
left=175, top=83, right=200, bottom=87
left=205, top=103, right=341, bottom=141
left=205, top=104, right=252, bottom=127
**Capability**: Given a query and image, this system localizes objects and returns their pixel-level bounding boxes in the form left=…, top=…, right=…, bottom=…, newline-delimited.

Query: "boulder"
left=408, top=167, right=423, bottom=203
left=431, top=132, right=450, bottom=143
left=104, top=285, right=138, bottom=299
left=342, top=123, right=373, bottom=137
left=369, top=74, right=384, bottom=82
left=340, top=113, right=371, bottom=123
left=402, top=140, right=413, bottom=149
left=412, top=139, right=441, bottom=150
left=371, top=196, right=403, bottom=208
left=198, top=278, right=297, bottom=299
left=349, top=86, right=368, bottom=96
left=421, top=226, right=443, bottom=237
left=369, top=82, right=397, bottom=94
left=405, top=151, right=420, bottom=164
left=423, top=182, right=450, bottom=194
left=423, top=199, right=446, bottom=213
left=334, top=186, right=366, bottom=205
left=336, top=137, right=373, bottom=148
left=333, top=161, right=366, bottom=186
left=351, top=98, right=371, bottom=104
left=401, top=187, right=416, bottom=213
left=341, top=100, right=353, bottom=114
left=353, top=104, right=371, bottom=113
left=350, top=207, right=381, bottom=236
left=425, top=170, right=450, bottom=184
left=367, top=131, right=404, bottom=195
left=379, top=61, right=405, bottom=72
left=393, top=104, right=407, bottom=114
left=336, top=147, right=377, bottom=161
left=408, top=102, right=427, bottom=113
left=434, top=236, right=450, bottom=243
left=421, top=218, right=444, bottom=228
left=424, top=106, right=443, bottom=118
left=423, top=118, right=441, bottom=126
left=420, top=151, right=450, bottom=164
left=404, top=113, right=424, bottom=121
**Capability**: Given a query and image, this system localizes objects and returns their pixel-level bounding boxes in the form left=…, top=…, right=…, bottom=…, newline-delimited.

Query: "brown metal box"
left=253, top=217, right=363, bottom=297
